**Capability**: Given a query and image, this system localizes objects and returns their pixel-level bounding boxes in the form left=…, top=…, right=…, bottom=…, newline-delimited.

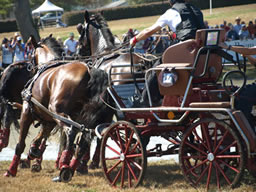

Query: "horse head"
left=77, top=10, right=117, bottom=56
left=32, top=34, right=65, bottom=66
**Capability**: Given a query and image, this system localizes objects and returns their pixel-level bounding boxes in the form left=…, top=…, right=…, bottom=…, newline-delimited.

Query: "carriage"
left=96, top=28, right=256, bottom=190
left=2, top=11, right=256, bottom=190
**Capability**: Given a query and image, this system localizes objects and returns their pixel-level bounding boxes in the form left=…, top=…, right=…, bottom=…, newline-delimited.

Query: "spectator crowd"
left=205, top=17, right=256, bottom=41
left=1, top=17, right=256, bottom=67
left=0, top=32, right=79, bottom=68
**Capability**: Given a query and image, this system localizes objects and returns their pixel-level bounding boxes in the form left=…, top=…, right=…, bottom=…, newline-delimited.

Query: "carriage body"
left=100, top=29, right=256, bottom=190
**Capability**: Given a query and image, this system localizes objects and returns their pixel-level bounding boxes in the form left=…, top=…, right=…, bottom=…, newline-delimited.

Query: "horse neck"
left=90, top=27, right=116, bottom=56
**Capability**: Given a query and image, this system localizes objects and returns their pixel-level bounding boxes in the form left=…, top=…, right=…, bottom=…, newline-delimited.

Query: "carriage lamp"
left=167, top=111, right=175, bottom=120
left=158, top=68, right=178, bottom=87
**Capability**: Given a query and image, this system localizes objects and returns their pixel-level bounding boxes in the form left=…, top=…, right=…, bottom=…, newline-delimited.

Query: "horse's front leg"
left=4, top=101, right=33, bottom=177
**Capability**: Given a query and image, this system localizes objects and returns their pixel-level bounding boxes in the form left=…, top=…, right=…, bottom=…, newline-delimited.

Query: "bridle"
left=78, top=17, right=102, bottom=57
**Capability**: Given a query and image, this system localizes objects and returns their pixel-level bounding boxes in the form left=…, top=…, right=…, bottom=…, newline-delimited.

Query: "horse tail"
left=78, top=68, right=114, bottom=129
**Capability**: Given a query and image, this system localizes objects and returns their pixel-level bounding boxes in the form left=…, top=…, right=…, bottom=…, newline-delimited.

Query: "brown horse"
left=0, top=36, right=67, bottom=172
left=4, top=42, right=114, bottom=180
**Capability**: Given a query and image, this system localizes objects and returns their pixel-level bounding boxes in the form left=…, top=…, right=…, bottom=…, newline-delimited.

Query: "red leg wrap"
left=4, top=155, right=20, bottom=177
left=70, top=158, right=80, bottom=172
left=59, top=150, right=73, bottom=169
left=0, top=127, right=10, bottom=149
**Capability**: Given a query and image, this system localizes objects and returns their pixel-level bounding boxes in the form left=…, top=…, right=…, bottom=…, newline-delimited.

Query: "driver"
left=129, top=0, right=205, bottom=106
left=220, top=42, right=256, bottom=129
left=130, top=0, right=205, bottom=47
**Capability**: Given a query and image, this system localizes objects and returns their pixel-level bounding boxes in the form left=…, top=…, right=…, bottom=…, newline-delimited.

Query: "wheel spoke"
left=217, top=141, right=237, bottom=155
left=104, top=156, right=120, bottom=160
left=213, top=129, right=229, bottom=154
left=213, top=125, right=218, bottom=149
left=215, top=161, right=232, bottom=185
left=206, top=162, right=213, bottom=191
left=121, top=161, right=125, bottom=188
left=183, top=155, right=207, bottom=159
left=128, top=159, right=142, bottom=171
left=116, top=128, right=125, bottom=153
left=106, top=144, right=120, bottom=156
left=124, top=130, right=135, bottom=154
left=126, top=153, right=143, bottom=159
left=201, top=122, right=212, bottom=152
left=217, top=159, right=240, bottom=173
left=109, top=131, right=122, bottom=151
left=184, top=140, right=208, bottom=155
left=111, top=167, right=122, bottom=186
left=214, top=162, right=220, bottom=189
left=185, top=158, right=208, bottom=175
left=129, top=141, right=140, bottom=154
left=195, top=163, right=210, bottom=185
left=107, top=160, right=121, bottom=174
left=128, top=167, right=132, bottom=187
left=126, top=159, right=138, bottom=182
left=192, top=129, right=208, bottom=150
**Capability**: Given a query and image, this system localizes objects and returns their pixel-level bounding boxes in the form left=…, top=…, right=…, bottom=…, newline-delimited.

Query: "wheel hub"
left=207, top=153, right=214, bottom=161
left=120, top=153, right=125, bottom=161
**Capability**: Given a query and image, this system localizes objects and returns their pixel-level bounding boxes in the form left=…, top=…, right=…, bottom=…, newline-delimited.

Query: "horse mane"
left=77, top=68, right=114, bottom=129
left=94, top=13, right=116, bottom=50
left=41, top=36, right=64, bottom=58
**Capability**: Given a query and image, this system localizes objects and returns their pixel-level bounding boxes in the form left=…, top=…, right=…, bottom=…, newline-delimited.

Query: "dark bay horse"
left=76, top=10, right=155, bottom=170
left=0, top=62, right=34, bottom=151
left=77, top=10, right=154, bottom=84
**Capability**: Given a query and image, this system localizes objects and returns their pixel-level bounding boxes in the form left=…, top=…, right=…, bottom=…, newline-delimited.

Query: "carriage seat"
left=158, top=29, right=226, bottom=97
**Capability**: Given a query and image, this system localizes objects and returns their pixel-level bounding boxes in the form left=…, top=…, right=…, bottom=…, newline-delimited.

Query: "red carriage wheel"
left=100, top=121, right=147, bottom=188
left=179, top=118, right=245, bottom=190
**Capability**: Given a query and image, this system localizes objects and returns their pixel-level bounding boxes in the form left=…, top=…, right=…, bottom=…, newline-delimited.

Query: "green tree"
left=0, top=0, right=13, bottom=19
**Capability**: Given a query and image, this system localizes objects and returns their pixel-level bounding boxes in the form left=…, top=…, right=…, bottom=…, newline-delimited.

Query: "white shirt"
left=2, top=44, right=13, bottom=64
left=152, top=8, right=182, bottom=32
left=64, top=38, right=78, bottom=53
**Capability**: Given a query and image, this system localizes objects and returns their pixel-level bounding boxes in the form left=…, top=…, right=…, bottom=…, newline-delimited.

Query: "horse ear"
left=84, top=10, right=90, bottom=23
left=49, top=34, right=53, bottom=38
left=29, top=35, right=40, bottom=49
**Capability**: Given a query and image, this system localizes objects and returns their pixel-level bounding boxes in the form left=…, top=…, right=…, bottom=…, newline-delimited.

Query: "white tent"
left=32, top=0, right=63, bottom=15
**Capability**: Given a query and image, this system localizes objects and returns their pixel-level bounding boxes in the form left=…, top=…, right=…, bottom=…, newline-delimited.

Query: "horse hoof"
left=88, top=162, right=99, bottom=170
left=31, top=163, right=41, bottom=172
left=19, top=159, right=30, bottom=169
left=59, top=167, right=73, bottom=183
left=76, top=166, right=88, bottom=175
left=28, top=147, right=41, bottom=159
left=3, top=170, right=15, bottom=177
left=52, top=176, right=62, bottom=182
